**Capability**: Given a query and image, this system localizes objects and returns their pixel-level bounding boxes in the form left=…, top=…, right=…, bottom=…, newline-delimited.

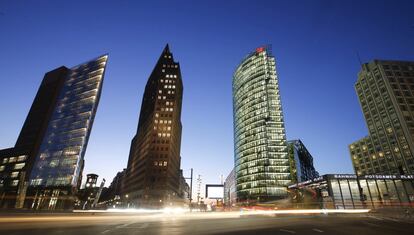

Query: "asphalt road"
left=0, top=212, right=413, bottom=235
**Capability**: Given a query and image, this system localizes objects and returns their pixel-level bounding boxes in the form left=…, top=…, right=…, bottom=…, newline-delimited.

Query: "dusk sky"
left=1, top=0, right=414, bottom=195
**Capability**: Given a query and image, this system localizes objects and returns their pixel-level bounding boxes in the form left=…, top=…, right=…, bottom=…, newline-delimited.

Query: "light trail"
left=0, top=209, right=370, bottom=224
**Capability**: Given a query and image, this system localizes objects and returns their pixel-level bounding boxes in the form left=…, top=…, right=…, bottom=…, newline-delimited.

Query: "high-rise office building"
left=232, top=46, right=291, bottom=203
left=287, top=139, right=319, bottom=183
left=123, top=44, right=184, bottom=208
left=0, top=55, right=108, bottom=210
left=0, top=67, right=70, bottom=208
left=350, top=60, right=414, bottom=175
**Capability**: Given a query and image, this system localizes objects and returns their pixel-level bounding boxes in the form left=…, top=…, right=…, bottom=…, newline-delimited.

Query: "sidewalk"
left=370, top=207, right=414, bottom=221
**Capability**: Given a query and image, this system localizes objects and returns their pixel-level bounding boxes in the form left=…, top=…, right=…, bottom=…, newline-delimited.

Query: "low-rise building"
left=288, top=174, right=414, bottom=209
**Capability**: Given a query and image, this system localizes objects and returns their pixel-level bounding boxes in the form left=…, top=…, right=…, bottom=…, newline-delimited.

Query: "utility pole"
left=196, top=175, right=202, bottom=203
left=189, top=168, right=193, bottom=203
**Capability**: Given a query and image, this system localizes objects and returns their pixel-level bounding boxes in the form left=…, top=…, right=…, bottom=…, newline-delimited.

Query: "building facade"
left=123, top=44, right=184, bottom=208
left=0, top=55, right=108, bottom=210
left=26, top=55, right=108, bottom=210
left=0, top=67, right=70, bottom=209
left=232, top=46, right=291, bottom=203
left=287, top=139, right=319, bottom=183
left=95, top=169, right=126, bottom=209
left=224, top=169, right=236, bottom=207
left=350, top=60, right=414, bottom=175
left=288, top=174, right=414, bottom=209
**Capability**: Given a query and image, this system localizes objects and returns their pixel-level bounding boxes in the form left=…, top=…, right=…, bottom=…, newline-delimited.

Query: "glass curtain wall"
left=29, top=55, right=108, bottom=188
left=233, top=47, right=290, bottom=202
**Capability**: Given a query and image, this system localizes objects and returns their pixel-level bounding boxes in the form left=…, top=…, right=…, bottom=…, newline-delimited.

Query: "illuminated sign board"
left=360, top=174, right=414, bottom=180
left=288, top=174, right=414, bottom=189
left=288, top=176, right=324, bottom=189
left=332, top=174, right=357, bottom=179
left=205, top=184, right=224, bottom=199
left=256, top=47, right=265, bottom=53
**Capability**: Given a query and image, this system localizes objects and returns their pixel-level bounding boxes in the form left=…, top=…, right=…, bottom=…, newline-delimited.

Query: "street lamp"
left=125, top=194, right=129, bottom=208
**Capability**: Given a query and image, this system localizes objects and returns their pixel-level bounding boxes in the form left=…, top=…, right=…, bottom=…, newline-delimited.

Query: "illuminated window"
left=11, top=180, right=19, bottom=186
left=30, top=179, right=42, bottom=186
left=9, top=157, right=17, bottom=163
left=163, top=161, right=168, bottom=166
left=0, top=166, right=5, bottom=172
left=17, top=155, right=27, bottom=162
left=14, top=163, right=25, bottom=170
left=10, top=172, right=19, bottom=178
left=2, top=158, right=7, bottom=164
left=49, top=160, right=58, bottom=168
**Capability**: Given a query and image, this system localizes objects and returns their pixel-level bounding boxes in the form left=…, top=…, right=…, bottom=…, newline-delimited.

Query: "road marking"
left=116, top=221, right=136, bottom=228
left=363, top=222, right=381, bottom=227
left=312, top=228, right=324, bottom=233
left=367, top=215, right=384, bottom=220
left=384, top=217, right=400, bottom=222
left=101, top=230, right=111, bottom=234
left=116, top=222, right=149, bottom=229
left=279, top=229, right=296, bottom=234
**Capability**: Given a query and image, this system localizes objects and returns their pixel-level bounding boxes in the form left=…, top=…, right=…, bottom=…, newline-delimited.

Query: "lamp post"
left=125, top=194, right=129, bottom=208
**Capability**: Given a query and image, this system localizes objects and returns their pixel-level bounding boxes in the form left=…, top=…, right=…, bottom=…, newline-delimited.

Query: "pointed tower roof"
left=163, top=43, right=170, bottom=54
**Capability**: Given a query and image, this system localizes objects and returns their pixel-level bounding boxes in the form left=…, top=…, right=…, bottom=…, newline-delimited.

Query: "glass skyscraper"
left=26, top=55, right=108, bottom=210
left=232, top=46, right=291, bottom=202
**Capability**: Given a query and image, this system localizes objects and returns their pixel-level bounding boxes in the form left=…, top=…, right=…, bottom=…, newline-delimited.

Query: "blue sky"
left=1, top=0, right=414, bottom=194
